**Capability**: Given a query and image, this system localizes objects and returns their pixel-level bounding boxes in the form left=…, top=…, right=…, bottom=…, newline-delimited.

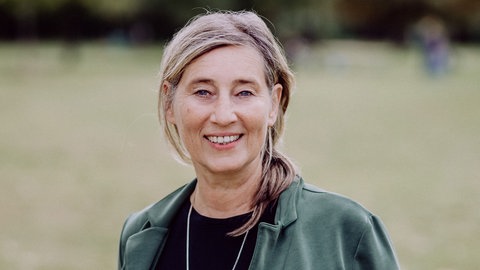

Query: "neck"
left=191, top=165, right=262, bottom=218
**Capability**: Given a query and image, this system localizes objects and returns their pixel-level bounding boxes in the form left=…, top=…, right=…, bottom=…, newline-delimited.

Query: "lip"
left=204, top=132, right=242, bottom=136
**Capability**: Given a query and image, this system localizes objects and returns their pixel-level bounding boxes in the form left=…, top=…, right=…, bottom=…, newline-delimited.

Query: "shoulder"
left=301, top=182, right=370, bottom=213
left=294, top=181, right=400, bottom=268
left=120, top=181, right=195, bottom=241
left=296, top=181, right=375, bottom=229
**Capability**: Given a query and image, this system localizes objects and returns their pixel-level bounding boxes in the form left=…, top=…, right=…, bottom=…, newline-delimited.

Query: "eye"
left=194, top=89, right=211, bottom=97
left=237, top=90, right=254, bottom=97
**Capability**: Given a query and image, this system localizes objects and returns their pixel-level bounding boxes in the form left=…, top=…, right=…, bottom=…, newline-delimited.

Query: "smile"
left=206, top=135, right=241, bottom=145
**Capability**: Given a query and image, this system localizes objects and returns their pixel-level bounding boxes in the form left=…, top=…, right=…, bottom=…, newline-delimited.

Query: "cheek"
left=182, top=106, right=199, bottom=125
left=175, top=102, right=204, bottom=134
left=245, top=108, right=270, bottom=134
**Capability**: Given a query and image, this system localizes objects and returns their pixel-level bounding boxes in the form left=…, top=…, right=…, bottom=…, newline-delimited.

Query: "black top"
left=155, top=199, right=276, bottom=270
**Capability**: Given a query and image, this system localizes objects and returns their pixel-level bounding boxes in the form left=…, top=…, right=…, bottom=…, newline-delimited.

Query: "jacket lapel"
left=122, top=181, right=197, bottom=270
left=248, top=178, right=302, bottom=269
left=124, top=227, right=168, bottom=270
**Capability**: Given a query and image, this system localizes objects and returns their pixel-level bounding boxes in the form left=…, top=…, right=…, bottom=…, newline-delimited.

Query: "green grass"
left=1, top=41, right=479, bottom=269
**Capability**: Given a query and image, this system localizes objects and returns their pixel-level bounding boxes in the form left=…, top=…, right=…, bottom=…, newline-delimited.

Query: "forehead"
left=180, top=45, right=268, bottom=85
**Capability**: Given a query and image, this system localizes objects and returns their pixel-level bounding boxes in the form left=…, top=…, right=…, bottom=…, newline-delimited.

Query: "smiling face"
left=165, top=45, right=282, bottom=179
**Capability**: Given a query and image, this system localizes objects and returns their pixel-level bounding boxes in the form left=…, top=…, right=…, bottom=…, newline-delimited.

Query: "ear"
left=268, top=83, right=282, bottom=127
left=162, top=82, right=176, bottom=125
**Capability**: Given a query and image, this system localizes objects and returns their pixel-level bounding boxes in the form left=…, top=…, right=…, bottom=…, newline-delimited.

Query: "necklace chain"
left=186, top=204, right=249, bottom=270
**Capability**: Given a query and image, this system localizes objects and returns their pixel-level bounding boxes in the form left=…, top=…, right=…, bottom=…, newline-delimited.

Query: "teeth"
left=207, top=135, right=240, bottom=144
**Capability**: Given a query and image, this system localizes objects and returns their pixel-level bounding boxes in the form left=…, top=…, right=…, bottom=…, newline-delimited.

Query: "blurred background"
left=1, top=0, right=480, bottom=43
left=1, top=0, right=479, bottom=269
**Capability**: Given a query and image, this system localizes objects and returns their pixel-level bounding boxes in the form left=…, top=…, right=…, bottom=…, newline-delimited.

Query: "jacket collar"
left=146, top=180, right=197, bottom=227
left=274, top=176, right=301, bottom=228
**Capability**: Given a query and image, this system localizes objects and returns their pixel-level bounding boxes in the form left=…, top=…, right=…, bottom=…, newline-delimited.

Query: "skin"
left=164, top=45, right=282, bottom=218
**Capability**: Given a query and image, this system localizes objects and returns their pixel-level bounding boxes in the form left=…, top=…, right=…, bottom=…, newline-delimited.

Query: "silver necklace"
left=186, top=204, right=249, bottom=270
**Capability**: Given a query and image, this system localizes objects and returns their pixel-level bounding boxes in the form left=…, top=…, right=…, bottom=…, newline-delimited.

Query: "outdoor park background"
left=1, top=0, right=479, bottom=269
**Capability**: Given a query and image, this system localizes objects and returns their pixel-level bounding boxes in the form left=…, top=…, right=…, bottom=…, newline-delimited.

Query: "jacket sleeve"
left=353, top=215, right=400, bottom=270
left=118, top=214, right=132, bottom=270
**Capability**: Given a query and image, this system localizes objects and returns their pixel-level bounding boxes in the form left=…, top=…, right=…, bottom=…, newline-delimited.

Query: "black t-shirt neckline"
left=155, top=199, right=276, bottom=270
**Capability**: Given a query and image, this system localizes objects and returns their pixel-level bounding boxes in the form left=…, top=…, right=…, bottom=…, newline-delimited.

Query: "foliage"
left=0, top=0, right=479, bottom=41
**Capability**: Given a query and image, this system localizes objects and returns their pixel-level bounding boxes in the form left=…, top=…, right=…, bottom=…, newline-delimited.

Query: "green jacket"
left=118, top=178, right=400, bottom=269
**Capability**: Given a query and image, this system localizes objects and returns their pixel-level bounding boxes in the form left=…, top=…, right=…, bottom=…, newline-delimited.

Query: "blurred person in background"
left=415, top=15, right=451, bottom=76
left=118, top=10, right=399, bottom=270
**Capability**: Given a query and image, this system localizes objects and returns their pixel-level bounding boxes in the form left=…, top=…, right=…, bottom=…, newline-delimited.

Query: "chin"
left=207, top=163, right=244, bottom=174
left=202, top=158, right=248, bottom=174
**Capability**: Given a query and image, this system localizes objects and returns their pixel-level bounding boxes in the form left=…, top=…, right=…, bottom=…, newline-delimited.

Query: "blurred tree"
left=132, top=0, right=248, bottom=39
left=0, top=0, right=479, bottom=42
left=335, top=0, right=480, bottom=42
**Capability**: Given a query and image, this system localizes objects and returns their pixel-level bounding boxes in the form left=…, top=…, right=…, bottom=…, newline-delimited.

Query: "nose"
left=210, top=95, right=237, bottom=126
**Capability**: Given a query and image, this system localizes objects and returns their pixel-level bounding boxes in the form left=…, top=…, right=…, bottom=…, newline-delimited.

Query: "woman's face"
left=165, top=45, right=282, bottom=178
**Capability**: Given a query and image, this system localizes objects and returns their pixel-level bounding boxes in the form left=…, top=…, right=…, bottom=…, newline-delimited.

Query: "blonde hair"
left=158, top=10, right=297, bottom=236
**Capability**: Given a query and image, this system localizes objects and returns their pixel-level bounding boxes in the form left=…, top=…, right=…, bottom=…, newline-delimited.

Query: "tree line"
left=0, top=0, right=479, bottom=43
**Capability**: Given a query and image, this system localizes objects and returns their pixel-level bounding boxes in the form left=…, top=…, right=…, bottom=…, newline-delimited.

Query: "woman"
left=118, top=11, right=399, bottom=270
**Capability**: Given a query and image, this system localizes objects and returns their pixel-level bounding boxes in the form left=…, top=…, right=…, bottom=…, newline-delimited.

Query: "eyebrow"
left=234, top=79, right=260, bottom=86
left=188, top=78, right=214, bottom=85
left=187, top=78, right=261, bottom=87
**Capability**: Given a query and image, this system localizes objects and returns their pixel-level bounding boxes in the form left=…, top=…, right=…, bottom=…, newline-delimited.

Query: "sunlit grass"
left=1, top=41, right=479, bottom=269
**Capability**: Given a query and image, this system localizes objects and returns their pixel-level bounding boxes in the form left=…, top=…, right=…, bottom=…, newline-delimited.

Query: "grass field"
left=1, top=41, right=479, bottom=269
